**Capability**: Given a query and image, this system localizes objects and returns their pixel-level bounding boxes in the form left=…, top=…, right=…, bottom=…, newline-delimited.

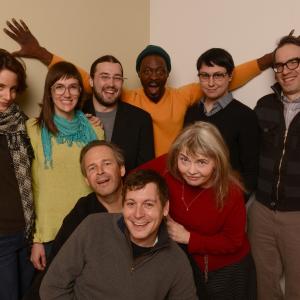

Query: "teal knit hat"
left=136, top=45, right=171, bottom=73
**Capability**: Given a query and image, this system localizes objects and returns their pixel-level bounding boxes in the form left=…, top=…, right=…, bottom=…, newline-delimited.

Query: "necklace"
left=181, top=183, right=206, bottom=211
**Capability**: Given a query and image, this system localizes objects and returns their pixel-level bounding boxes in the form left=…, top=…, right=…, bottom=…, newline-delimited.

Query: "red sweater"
left=138, top=154, right=250, bottom=272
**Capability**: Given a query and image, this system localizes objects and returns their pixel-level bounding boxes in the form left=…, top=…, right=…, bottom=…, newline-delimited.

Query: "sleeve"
left=47, top=198, right=86, bottom=262
left=93, top=124, right=105, bottom=141
left=188, top=187, right=247, bottom=255
left=238, top=110, right=260, bottom=197
left=176, top=59, right=261, bottom=108
left=136, top=111, right=155, bottom=167
left=133, top=154, right=168, bottom=175
left=229, top=59, right=261, bottom=91
left=49, top=54, right=92, bottom=94
left=167, top=250, right=198, bottom=300
left=39, top=217, right=90, bottom=299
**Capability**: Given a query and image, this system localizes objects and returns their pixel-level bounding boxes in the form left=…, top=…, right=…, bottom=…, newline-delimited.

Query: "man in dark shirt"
left=83, top=55, right=155, bottom=171
left=184, top=48, right=259, bottom=199
left=23, top=140, right=126, bottom=300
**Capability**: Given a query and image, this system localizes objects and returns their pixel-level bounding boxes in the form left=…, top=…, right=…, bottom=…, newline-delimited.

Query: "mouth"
left=96, top=177, right=110, bottom=185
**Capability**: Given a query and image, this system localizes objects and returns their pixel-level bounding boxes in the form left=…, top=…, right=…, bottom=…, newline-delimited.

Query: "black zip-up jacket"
left=255, top=83, right=300, bottom=211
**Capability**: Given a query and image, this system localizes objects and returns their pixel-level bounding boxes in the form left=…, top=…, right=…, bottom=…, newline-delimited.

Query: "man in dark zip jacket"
left=248, top=34, right=300, bottom=300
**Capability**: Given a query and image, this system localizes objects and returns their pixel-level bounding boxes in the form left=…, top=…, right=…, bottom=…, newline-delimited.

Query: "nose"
left=2, top=88, right=14, bottom=101
left=208, top=76, right=214, bottom=86
left=149, top=70, right=158, bottom=80
left=282, top=64, right=291, bottom=75
left=96, top=164, right=104, bottom=174
left=63, top=87, right=71, bottom=96
left=187, top=162, right=198, bottom=174
left=134, top=205, right=145, bottom=219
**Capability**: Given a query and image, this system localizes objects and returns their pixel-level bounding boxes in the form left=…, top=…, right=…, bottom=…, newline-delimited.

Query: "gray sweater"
left=40, top=213, right=197, bottom=300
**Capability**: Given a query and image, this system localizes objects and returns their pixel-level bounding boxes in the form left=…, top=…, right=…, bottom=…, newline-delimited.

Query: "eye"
left=213, top=73, right=224, bottom=80
left=100, top=75, right=110, bottom=81
left=144, top=202, right=154, bottom=209
left=142, top=69, right=151, bottom=76
left=125, top=201, right=135, bottom=207
left=113, top=76, right=123, bottom=82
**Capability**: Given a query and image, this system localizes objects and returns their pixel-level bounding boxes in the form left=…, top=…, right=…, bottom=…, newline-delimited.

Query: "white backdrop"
left=150, top=0, right=300, bottom=108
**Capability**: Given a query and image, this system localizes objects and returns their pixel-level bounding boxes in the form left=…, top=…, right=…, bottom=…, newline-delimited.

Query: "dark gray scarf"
left=0, top=103, right=34, bottom=239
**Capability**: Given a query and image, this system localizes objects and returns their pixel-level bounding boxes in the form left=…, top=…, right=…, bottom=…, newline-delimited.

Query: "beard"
left=93, top=87, right=120, bottom=108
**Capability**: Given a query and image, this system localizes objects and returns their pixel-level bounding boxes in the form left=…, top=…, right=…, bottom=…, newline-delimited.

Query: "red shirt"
left=138, top=154, right=250, bottom=271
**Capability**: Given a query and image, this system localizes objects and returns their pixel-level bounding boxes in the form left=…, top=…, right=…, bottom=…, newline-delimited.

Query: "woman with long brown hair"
left=26, top=62, right=103, bottom=272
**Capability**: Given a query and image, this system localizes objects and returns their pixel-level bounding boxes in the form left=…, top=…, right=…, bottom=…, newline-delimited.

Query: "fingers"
left=11, top=18, right=26, bottom=32
left=30, top=243, right=47, bottom=271
left=288, top=29, right=295, bottom=36
left=3, top=28, right=17, bottom=40
left=20, top=19, right=30, bottom=32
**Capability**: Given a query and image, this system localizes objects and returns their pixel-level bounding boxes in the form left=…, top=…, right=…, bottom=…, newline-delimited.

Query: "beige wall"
left=150, top=0, right=300, bottom=108
left=0, top=0, right=149, bottom=116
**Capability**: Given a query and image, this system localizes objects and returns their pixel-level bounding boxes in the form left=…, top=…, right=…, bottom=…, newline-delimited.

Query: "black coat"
left=83, top=99, right=155, bottom=171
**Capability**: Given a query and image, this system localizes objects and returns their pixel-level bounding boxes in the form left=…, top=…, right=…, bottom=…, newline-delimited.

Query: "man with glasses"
left=184, top=48, right=259, bottom=200
left=81, top=55, right=154, bottom=171
left=248, top=34, right=300, bottom=300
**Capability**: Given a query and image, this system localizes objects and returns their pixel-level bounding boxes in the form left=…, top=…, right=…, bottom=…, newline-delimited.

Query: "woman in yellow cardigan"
left=26, top=62, right=104, bottom=271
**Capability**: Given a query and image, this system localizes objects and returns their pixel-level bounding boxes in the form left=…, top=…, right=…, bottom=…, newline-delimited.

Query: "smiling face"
left=0, top=69, right=18, bottom=112
left=123, top=182, right=169, bottom=247
left=90, top=62, right=123, bottom=112
left=138, top=55, right=169, bottom=102
left=83, top=145, right=125, bottom=199
left=274, top=44, right=300, bottom=101
left=51, top=77, right=80, bottom=120
left=198, top=63, right=231, bottom=102
left=177, top=147, right=215, bottom=187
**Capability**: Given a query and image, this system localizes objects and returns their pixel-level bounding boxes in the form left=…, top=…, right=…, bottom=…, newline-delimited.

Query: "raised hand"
left=3, top=18, right=53, bottom=65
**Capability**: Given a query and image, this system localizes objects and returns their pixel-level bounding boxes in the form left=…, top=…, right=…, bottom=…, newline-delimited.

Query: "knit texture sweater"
left=50, top=55, right=261, bottom=156
left=40, top=214, right=197, bottom=300
left=138, top=154, right=250, bottom=272
left=26, top=118, right=104, bottom=242
left=184, top=99, right=259, bottom=195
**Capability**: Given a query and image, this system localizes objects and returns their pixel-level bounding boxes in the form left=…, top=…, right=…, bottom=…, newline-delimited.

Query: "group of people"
left=1, top=18, right=299, bottom=300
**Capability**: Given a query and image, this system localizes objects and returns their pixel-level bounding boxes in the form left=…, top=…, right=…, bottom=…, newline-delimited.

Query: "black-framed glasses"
left=51, top=84, right=81, bottom=96
left=272, top=57, right=300, bottom=73
left=198, top=72, right=228, bottom=82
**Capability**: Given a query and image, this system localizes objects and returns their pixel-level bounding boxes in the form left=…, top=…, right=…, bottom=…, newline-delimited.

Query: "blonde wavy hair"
left=167, top=122, right=244, bottom=208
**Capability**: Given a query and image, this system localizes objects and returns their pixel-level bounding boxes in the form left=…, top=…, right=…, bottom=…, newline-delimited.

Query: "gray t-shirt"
left=95, top=108, right=117, bottom=142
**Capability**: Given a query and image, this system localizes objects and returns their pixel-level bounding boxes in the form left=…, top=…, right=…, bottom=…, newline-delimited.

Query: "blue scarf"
left=41, top=110, right=97, bottom=168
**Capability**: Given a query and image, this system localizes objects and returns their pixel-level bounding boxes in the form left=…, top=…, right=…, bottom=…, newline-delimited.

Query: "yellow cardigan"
left=26, top=118, right=104, bottom=243
left=50, top=55, right=260, bottom=156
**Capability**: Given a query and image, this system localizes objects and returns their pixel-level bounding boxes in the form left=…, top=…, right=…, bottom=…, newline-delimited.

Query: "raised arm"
left=3, top=19, right=91, bottom=92
left=4, top=19, right=53, bottom=65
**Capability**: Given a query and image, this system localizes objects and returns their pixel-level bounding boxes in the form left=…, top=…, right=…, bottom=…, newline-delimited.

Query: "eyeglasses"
left=272, top=57, right=300, bottom=73
left=97, top=74, right=126, bottom=83
left=51, top=84, right=81, bottom=96
left=198, top=72, right=228, bottom=82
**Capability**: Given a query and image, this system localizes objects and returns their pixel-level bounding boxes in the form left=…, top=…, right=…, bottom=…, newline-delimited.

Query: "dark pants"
left=0, top=231, right=35, bottom=300
left=194, top=254, right=257, bottom=300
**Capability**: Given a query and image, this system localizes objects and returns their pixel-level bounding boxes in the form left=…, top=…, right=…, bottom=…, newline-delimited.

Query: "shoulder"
left=79, top=213, right=120, bottom=231
left=119, top=101, right=151, bottom=118
left=25, top=118, right=40, bottom=138
left=226, top=183, right=245, bottom=206
left=256, top=92, right=277, bottom=107
left=135, top=154, right=168, bottom=174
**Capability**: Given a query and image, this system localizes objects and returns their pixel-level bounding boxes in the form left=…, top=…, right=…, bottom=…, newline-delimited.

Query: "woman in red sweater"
left=140, top=122, right=256, bottom=299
